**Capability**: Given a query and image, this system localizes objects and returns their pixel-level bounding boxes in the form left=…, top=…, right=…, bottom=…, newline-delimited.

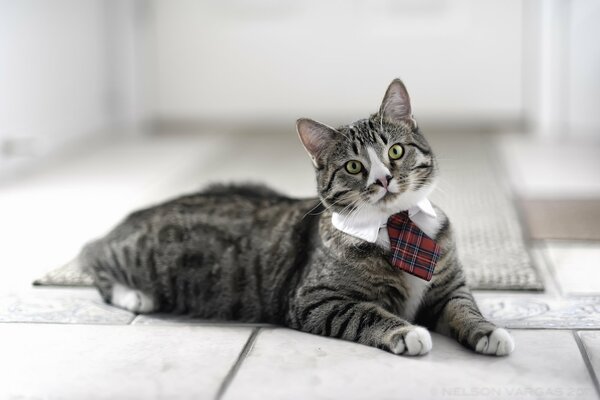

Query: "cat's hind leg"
left=110, top=282, right=155, bottom=314
left=79, top=240, right=156, bottom=314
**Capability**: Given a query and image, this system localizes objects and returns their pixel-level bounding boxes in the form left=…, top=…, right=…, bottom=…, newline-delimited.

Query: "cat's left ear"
left=379, top=79, right=416, bottom=127
left=296, top=118, right=338, bottom=168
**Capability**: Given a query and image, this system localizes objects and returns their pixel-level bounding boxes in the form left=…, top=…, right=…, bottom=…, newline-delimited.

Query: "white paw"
left=392, top=327, right=432, bottom=356
left=111, top=283, right=154, bottom=313
left=476, top=328, right=515, bottom=356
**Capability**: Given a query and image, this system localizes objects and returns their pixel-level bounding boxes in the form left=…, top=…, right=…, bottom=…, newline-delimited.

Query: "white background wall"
left=0, top=0, right=598, bottom=175
left=566, top=0, right=600, bottom=136
left=151, top=0, right=524, bottom=124
left=0, top=0, right=111, bottom=161
left=527, top=0, right=600, bottom=138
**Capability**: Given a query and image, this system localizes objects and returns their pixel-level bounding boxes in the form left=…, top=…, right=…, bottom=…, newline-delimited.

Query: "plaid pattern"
left=387, top=211, right=441, bottom=281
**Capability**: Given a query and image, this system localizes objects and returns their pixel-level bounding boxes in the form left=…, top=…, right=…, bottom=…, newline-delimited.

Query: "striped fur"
left=80, top=79, right=513, bottom=356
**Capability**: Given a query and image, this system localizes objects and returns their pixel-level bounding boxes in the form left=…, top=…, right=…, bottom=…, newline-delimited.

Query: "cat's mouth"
left=367, top=176, right=436, bottom=210
left=368, top=186, right=398, bottom=205
left=368, top=177, right=403, bottom=203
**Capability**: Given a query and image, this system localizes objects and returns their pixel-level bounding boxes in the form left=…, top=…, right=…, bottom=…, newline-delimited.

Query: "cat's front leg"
left=289, top=299, right=432, bottom=356
left=421, top=276, right=515, bottom=356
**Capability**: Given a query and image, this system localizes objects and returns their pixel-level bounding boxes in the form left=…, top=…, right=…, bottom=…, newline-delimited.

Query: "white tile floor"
left=0, top=324, right=253, bottom=400
left=225, top=329, right=596, bottom=400
left=545, top=243, right=600, bottom=296
left=1, top=130, right=599, bottom=400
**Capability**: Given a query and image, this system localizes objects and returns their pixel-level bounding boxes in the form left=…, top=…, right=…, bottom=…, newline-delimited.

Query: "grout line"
left=572, top=330, right=600, bottom=399
left=215, top=327, right=261, bottom=400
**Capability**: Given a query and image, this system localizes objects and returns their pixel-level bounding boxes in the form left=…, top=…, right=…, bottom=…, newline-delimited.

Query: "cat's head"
left=297, top=79, right=437, bottom=215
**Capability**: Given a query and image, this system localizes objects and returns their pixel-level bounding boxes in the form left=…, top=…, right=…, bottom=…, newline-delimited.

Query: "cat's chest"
left=375, top=212, right=444, bottom=321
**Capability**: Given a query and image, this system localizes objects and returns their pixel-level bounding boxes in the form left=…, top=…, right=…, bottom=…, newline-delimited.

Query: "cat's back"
left=98, top=183, right=321, bottom=251
left=134, top=183, right=315, bottom=231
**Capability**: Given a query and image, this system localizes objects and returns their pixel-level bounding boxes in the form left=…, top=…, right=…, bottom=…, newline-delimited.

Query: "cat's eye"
left=345, top=160, right=363, bottom=174
left=388, top=144, right=404, bottom=160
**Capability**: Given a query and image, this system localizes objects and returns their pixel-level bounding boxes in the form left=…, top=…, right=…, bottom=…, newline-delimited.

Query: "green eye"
left=345, top=160, right=363, bottom=174
left=388, top=144, right=404, bottom=160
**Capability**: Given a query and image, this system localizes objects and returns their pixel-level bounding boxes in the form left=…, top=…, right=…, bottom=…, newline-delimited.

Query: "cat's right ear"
left=296, top=118, right=338, bottom=168
left=379, top=78, right=415, bottom=127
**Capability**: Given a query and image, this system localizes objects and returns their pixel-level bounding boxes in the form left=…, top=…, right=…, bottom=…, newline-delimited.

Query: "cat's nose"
left=375, top=175, right=392, bottom=190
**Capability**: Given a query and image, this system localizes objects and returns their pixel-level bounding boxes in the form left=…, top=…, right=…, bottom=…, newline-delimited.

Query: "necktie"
left=387, top=211, right=441, bottom=281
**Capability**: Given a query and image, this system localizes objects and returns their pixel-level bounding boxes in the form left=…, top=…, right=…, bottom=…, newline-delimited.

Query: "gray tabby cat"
left=81, top=79, right=514, bottom=356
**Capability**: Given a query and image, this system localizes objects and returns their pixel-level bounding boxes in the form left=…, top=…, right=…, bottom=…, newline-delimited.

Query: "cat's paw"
left=391, top=326, right=432, bottom=356
left=475, top=328, right=514, bottom=356
left=111, top=283, right=154, bottom=313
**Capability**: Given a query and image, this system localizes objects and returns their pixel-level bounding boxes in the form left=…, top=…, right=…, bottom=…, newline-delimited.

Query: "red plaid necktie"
left=387, top=211, right=441, bottom=281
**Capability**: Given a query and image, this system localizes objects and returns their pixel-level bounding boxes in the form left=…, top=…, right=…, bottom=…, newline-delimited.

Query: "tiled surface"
left=224, top=328, right=597, bottom=400
left=579, top=331, right=600, bottom=387
left=477, top=295, right=600, bottom=329
left=0, top=324, right=253, bottom=400
left=0, top=288, right=134, bottom=324
left=545, top=242, right=600, bottom=295
left=467, top=243, right=600, bottom=330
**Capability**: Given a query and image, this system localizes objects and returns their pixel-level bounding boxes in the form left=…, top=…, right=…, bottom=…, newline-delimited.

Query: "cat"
left=79, top=79, right=514, bottom=356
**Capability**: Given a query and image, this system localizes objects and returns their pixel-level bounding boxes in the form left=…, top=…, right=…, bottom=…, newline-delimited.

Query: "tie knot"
left=388, top=211, right=411, bottom=225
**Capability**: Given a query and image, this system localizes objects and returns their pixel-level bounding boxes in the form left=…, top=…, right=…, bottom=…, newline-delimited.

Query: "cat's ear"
left=296, top=118, right=338, bottom=168
left=379, top=79, right=415, bottom=126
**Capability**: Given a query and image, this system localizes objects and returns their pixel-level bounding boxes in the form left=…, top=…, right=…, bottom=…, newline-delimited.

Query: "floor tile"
left=476, top=295, right=600, bottom=329
left=0, top=324, right=253, bottom=400
left=0, top=288, right=134, bottom=324
left=470, top=244, right=600, bottom=330
left=578, top=331, right=600, bottom=388
left=224, top=328, right=596, bottom=400
left=545, top=242, right=600, bottom=295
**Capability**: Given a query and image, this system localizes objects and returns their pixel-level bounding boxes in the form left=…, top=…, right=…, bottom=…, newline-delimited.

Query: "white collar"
left=331, top=198, right=436, bottom=243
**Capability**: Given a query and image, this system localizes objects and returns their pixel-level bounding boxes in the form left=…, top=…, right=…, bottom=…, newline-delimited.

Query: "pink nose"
left=376, top=175, right=392, bottom=190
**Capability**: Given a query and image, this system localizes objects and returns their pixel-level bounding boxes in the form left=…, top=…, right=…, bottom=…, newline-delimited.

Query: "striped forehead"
left=343, top=120, right=388, bottom=155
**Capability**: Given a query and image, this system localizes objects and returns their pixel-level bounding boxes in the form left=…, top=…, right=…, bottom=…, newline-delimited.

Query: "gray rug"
left=34, top=261, right=93, bottom=287
left=427, top=132, right=542, bottom=290
left=34, top=132, right=543, bottom=291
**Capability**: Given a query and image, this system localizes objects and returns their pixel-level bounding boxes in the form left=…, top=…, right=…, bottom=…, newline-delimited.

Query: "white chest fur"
left=375, top=211, right=444, bottom=322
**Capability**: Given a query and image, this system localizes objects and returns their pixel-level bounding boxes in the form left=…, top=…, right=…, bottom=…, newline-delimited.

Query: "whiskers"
left=394, top=174, right=452, bottom=200
left=338, top=200, right=372, bottom=233
left=302, top=191, right=363, bottom=219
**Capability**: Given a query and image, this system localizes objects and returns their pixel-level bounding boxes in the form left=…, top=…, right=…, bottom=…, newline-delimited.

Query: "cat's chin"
left=374, top=181, right=436, bottom=215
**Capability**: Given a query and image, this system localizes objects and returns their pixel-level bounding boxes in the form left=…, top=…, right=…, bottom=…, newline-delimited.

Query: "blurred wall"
left=526, top=0, right=600, bottom=138
left=151, top=0, right=524, bottom=125
left=1, top=0, right=598, bottom=176
left=567, top=0, right=600, bottom=136
left=0, top=0, right=111, bottom=166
